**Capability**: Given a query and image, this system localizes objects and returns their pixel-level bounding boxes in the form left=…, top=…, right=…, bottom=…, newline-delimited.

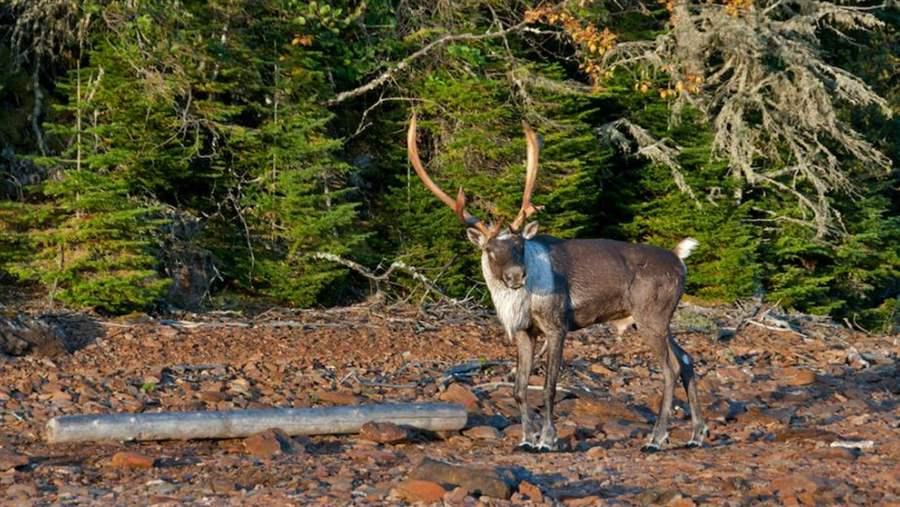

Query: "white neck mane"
left=481, top=240, right=554, bottom=339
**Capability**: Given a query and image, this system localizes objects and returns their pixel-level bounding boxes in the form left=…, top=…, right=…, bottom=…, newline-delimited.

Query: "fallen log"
left=46, top=402, right=466, bottom=444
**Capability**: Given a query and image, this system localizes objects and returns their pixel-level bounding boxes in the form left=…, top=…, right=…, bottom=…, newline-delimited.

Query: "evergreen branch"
left=327, top=21, right=527, bottom=106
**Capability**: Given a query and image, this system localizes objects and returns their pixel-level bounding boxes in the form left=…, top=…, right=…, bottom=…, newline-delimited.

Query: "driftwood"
left=46, top=402, right=467, bottom=444
left=472, top=381, right=577, bottom=396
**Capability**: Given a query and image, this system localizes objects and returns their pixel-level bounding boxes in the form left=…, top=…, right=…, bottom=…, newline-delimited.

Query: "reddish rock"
left=782, top=367, right=817, bottom=386
left=772, top=474, right=821, bottom=504
left=395, top=479, right=446, bottom=503
left=463, top=425, right=502, bottom=441
left=243, top=428, right=296, bottom=459
left=5, top=483, right=38, bottom=500
left=601, top=419, right=644, bottom=440
left=210, top=479, right=236, bottom=494
left=574, top=397, right=640, bottom=421
left=314, top=390, right=362, bottom=405
left=589, top=363, right=615, bottom=376
left=49, top=389, right=73, bottom=404
left=773, top=427, right=839, bottom=443
left=518, top=481, right=544, bottom=503
left=797, top=491, right=817, bottom=506
left=439, top=383, right=480, bottom=412
left=563, top=495, right=602, bottom=506
left=667, top=496, right=696, bottom=507
left=347, top=445, right=399, bottom=464
left=572, top=412, right=604, bottom=429
left=809, top=447, right=857, bottom=460
left=558, top=424, right=578, bottom=441
left=877, top=464, right=900, bottom=483
left=0, top=448, right=29, bottom=471
left=109, top=451, right=155, bottom=469
left=636, top=488, right=685, bottom=505
left=586, top=446, right=606, bottom=458
left=444, top=486, right=475, bottom=506
left=504, top=424, right=523, bottom=440
left=359, top=421, right=407, bottom=444
left=715, top=366, right=750, bottom=383
left=555, top=398, right=577, bottom=414
left=736, top=407, right=782, bottom=427
left=410, top=457, right=513, bottom=499
left=447, top=435, right=475, bottom=449
left=198, top=390, right=228, bottom=402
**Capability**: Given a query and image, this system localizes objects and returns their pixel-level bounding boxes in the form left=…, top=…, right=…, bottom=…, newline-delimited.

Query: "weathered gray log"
left=46, top=402, right=467, bottom=444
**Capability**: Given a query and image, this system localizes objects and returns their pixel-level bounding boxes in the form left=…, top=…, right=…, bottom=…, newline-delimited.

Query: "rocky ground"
left=0, top=303, right=897, bottom=506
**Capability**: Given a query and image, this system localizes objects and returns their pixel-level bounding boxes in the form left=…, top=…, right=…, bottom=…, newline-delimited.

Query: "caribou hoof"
left=687, top=425, right=709, bottom=448
left=536, top=441, right=559, bottom=453
left=641, top=442, right=662, bottom=453
left=515, top=442, right=540, bottom=453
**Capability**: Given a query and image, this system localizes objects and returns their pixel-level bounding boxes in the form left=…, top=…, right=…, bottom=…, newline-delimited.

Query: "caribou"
left=407, top=114, right=708, bottom=452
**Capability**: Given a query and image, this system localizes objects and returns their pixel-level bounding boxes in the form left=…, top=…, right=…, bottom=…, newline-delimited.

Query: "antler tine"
left=489, top=218, right=505, bottom=237
left=407, top=114, right=491, bottom=235
left=511, top=120, right=540, bottom=231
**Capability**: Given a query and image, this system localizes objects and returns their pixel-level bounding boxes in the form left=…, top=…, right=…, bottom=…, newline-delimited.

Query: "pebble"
left=574, top=397, right=639, bottom=421
left=444, top=486, right=476, bottom=506
left=463, top=425, right=502, bottom=441
left=314, top=390, right=362, bottom=405
left=0, top=449, right=29, bottom=471
left=359, top=421, right=407, bottom=444
left=439, top=383, right=480, bottom=412
left=243, top=428, right=297, bottom=459
left=782, top=367, right=817, bottom=386
left=518, top=480, right=543, bottom=503
left=409, top=457, right=513, bottom=499
left=394, top=479, right=446, bottom=503
left=110, top=451, right=155, bottom=469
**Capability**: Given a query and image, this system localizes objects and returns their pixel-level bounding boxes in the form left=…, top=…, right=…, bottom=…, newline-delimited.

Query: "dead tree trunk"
left=46, top=402, right=468, bottom=443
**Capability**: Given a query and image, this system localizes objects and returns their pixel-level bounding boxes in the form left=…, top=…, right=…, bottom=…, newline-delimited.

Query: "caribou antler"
left=407, top=114, right=491, bottom=235
left=510, top=120, right=540, bottom=231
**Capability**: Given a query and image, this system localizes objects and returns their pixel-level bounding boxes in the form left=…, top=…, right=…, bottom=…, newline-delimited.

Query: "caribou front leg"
left=513, top=330, right=539, bottom=449
left=537, top=328, right=565, bottom=451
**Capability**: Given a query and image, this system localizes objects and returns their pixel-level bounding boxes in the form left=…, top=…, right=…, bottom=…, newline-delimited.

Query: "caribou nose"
left=503, top=269, right=525, bottom=289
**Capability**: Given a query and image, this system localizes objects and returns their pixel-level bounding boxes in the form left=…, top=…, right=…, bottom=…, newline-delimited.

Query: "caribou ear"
left=522, top=221, right=540, bottom=240
left=466, top=227, right=487, bottom=247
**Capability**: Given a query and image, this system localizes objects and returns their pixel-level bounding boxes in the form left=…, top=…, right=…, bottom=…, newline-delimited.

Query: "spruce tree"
left=237, top=32, right=364, bottom=306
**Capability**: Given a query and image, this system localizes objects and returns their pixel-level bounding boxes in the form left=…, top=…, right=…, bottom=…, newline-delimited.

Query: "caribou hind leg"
left=639, top=325, right=708, bottom=451
left=642, top=327, right=677, bottom=452
left=669, top=337, right=708, bottom=447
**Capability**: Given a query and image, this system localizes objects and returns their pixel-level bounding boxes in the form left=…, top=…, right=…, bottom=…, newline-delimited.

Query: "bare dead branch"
left=327, top=22, right=527, bottom=106
left=598, top=119, right=699, bottom=204
left=593, top=0, right=893, bottom=237
left=310, top=252, right=465, bottom=306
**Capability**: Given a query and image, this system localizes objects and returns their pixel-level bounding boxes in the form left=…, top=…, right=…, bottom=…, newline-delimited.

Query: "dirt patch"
left=0, top=305, right=897, bottom=505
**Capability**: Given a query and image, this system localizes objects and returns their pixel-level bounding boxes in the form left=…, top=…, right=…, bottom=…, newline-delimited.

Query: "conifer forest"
left=1, top=0, right=897, bottom=330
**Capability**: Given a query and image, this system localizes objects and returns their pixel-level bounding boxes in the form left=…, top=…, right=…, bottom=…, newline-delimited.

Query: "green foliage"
left=0, top=0, right=895, bottom=325
left=760, top=187, right=900, bottom=329
left=8, top=171, right=168, bottom=313
left=240, top=88, right=364, bottom=306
